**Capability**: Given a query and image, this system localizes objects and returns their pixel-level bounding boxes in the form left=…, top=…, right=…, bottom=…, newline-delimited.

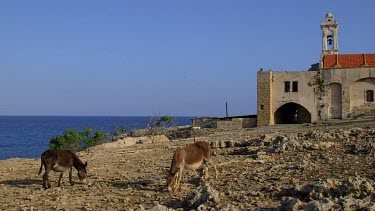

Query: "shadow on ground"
left=107, top=179, right=162, bottom=192
left=0, top=178, right=40, bottom=188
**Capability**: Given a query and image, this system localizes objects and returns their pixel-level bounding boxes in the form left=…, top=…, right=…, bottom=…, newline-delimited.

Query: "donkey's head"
left=162, top=168, right=179, bottom=192
left=77, top=161, right=88, bottom=183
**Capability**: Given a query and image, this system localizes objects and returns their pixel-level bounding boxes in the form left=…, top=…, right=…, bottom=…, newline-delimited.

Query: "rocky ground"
left=0, top=118, right=374, bottom=210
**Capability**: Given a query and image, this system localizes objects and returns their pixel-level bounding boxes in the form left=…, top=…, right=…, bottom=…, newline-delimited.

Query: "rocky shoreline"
left=0, top=118, right=374, bottom=210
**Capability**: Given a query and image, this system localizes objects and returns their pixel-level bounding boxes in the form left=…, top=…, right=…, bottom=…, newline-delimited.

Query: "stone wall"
left=192, top=117, right=214, bottom=128
left=257, top=71, right=272, bottom=126
left=242, top=118, right=257, bottom=128
left=192, top=116, right=257, bottom=129
left=351, top=104, right=375, bottom=117
left=213, top=118, right=242, bottom=130
left=214, top=117, right=257, bottom=129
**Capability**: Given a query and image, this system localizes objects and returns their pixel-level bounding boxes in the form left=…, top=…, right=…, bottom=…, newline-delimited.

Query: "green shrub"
left=49, top=127, right=110, bottom=152
left=49, top=129, right=84, bottom=152
left=83, top=127, right=110, bottom=147
left=114, top=125, right=127, bottom=136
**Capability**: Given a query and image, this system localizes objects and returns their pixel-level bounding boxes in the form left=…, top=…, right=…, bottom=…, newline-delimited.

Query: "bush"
left=114, top=125, right=127, bottom=136
left=49, top=129, right=83, bottom=152
left=49, top=127, right=110, bottom=152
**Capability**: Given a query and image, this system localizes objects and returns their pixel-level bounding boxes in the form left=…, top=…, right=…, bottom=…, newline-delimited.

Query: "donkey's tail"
left=37, top=156, right=44, bottom=176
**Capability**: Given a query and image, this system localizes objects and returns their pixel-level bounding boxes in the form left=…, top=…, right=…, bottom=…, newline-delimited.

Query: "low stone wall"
left=351, top=104, right=375, bottom=117
left=214, top=118, right=243, bottom=130
left=242, top=118, right=257, bottom=128
left=194, top=117, right=257, bottom=129
left=192, top=117, right=214, bottom=128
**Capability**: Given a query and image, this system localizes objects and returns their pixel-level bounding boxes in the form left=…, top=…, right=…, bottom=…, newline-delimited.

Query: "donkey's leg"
left=210, top=159, right=218, bottom=179
left=176, top=167, right=184, bottom=190
left=69, top=166, right=74, bottom=185
left=202, top=159, right=218, bottom=181
left=57, top=172, right=64, bottom=187
left=202, top=160, right=209, bottom=181
left=42, top=173, right=47, bottom=189
left=41, top=163, right=49, bottom=189
left=45, top=164, right=53, bottom=189
left=43, top=170, right=51, bottom=189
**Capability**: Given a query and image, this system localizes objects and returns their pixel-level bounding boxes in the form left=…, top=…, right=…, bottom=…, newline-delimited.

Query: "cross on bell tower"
left=321, top=12, right=339, bottom=54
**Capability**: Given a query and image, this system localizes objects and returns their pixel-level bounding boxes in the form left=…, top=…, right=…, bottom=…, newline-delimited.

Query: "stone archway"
left=274, top=103, right=311, bottom=124
left=350, top=77, right=375, bottom=116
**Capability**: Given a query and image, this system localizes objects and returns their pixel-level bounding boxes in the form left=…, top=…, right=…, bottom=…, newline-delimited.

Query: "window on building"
left=284, top=81, right=290, bottom=92
left=366, top=90, right=374, bottom=102
left=260, top=104, right=264, bottom=110
left=292, top=81, right=298, bottom=92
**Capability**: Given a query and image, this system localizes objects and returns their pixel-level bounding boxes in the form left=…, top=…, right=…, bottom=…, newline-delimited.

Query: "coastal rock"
left=304, top=198, right=336, bottom=211
left=279, top=176, right=375, bottom=210
left=281, top=197, right=305, bottom=211
left=338, top=176, right=374, bottom=198
left=339, top=197, right=368, bottom=210
left=183, top=183, right=220, bottom=209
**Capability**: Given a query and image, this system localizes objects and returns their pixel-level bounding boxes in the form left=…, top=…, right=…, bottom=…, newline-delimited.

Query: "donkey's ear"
left=84, top=161, right=88, bottom=167
left=162, top=168, right=169, bottom=176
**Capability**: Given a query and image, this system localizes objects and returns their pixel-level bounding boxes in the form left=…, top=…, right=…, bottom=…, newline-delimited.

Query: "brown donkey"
left=38, top=150, right=88, bottom=189
left=162, top=141, right=218, bottom=192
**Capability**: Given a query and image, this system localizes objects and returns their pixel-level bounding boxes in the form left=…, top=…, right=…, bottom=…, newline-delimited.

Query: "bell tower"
left=321, top=12, right=339, bottom=54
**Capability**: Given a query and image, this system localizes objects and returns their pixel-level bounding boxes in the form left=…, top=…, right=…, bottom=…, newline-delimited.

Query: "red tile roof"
left=322, top=53, right=375, bottom=69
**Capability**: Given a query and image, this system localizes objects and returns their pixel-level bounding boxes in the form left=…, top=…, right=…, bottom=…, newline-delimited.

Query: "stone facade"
left=257, top=70, right=320, bottom=127
left=257, top=13, right=375, bottom=126
left=320, top=66, right=375, bottom=119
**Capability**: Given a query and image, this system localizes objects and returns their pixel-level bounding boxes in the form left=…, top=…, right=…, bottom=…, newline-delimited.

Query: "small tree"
left=144, top=116, right=175, bottom=136
left=153, top=116, right=174, bottom=128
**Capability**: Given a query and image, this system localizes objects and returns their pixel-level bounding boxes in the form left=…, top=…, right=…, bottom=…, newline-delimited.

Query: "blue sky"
left=1, top=1, right=374, bottom=116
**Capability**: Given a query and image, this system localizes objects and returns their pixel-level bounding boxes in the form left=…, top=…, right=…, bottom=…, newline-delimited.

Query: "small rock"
left=149, top=204, right=175, bottom=211
left=281, top=197, right=305, bottom=211
left=183, top=183, right=220, bottom=209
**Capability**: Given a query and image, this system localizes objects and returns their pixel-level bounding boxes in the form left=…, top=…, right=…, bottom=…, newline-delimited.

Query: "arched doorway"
left=329, top=83, right=342, bottom=119
left=274, top=103, right=311, bottom=124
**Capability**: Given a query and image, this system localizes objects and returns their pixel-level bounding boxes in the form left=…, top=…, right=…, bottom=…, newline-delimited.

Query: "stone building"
left=257, top=13, right=375, bottom=126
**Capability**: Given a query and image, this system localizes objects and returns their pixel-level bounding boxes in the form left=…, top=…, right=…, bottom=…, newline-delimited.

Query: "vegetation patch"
left=49, top=127, right=110, bottom=152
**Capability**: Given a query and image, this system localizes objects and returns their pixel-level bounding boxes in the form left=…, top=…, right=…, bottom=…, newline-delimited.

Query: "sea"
left=0, top=116, right=194, bottom=160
